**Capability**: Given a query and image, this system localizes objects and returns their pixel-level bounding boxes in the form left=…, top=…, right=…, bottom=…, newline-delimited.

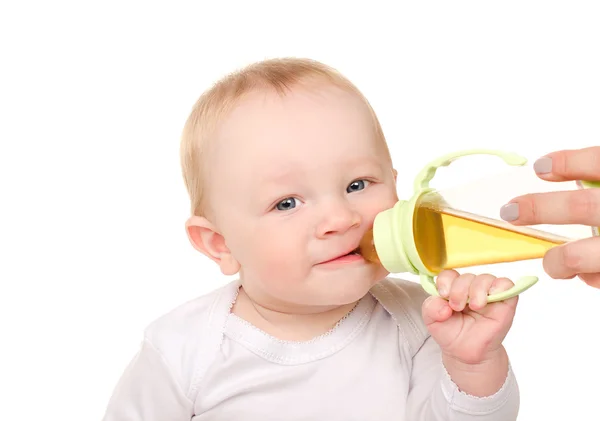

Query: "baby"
left=102, top=58, right=520, bottom=420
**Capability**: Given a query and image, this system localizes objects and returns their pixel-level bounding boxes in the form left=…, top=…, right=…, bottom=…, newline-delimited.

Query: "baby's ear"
left=185, top=216, right=241, bottom=276
left=392, top=168, right=398, bottom=182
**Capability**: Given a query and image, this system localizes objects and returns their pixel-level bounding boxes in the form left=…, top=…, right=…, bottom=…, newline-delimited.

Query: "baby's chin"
left=323, top=274, right=387, bottom=306
left=251, top=267, right=390, bottom=308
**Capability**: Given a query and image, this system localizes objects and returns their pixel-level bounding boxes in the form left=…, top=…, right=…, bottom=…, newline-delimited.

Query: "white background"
left=1, top=1, right=599, bottom=420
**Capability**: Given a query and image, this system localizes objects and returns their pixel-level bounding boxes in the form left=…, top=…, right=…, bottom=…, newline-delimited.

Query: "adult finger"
left=500, top=188, right=600, bottom=226
left=543, top=236, right=600, bottom=279
left=579, top=273, right=600, bottom=289
left=533, top=147, right=600, bottom=182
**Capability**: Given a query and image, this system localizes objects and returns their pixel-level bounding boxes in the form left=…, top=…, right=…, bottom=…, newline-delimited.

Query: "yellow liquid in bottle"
left=357, top=201, right=570, bottom=272
left=413, top=205, right=568, bottom=273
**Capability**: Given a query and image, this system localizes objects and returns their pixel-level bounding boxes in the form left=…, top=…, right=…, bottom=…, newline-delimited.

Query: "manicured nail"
left=500, top=203, right=519, bottom=221
left=534, top=157, right=552, bottom=174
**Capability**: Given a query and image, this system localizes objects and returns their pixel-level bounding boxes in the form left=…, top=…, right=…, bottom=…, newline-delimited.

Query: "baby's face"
left=208, top=84, right=399, bottom=307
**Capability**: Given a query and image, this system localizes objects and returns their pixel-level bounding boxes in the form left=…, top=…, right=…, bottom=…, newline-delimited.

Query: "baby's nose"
left=316, top=202, right=361, bottom=237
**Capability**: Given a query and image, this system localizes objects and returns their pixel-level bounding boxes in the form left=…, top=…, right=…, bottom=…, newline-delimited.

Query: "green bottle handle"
left=420, top=274, right=539, bottom=303
left=413, top=149, right=538, bottom=302
left=413, top=148, right=528, bottom=192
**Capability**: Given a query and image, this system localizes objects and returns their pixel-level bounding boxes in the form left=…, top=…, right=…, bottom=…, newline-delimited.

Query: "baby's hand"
left=422, top=269, right=518, bottom=366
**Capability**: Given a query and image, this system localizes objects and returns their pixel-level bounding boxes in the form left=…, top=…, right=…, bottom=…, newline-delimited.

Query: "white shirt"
left=102, top=277, right=519, bottom=420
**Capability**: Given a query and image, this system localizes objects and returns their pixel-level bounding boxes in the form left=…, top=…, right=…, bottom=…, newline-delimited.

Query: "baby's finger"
left=422, top=296, right=453, bottom=326
left=489, top=277, right=518, bottom=309
left=435, top=269, right=459, bottom=298
left=468, top=274, right=496, bottom=311
left=448, top=273, right=475, bottom=312
left=489, top=277, right=514, bottom=293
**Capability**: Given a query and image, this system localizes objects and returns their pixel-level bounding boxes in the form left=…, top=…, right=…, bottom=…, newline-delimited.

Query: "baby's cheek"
left=253, top=236, right=305, bottom=279
left=362, top=200, right=394, bottom=225
left=253, top=236, right=291, bottom=270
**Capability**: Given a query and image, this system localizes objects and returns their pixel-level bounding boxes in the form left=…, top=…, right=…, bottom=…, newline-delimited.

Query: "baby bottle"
left=359, top=149, right=599, bottom=303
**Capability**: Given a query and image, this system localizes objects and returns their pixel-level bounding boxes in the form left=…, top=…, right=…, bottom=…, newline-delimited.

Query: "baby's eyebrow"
left=259, top=157, right=383, bottom=183
left=260, top=167, right=303, bottom=184
left=343, top=157, right=385, bottom=175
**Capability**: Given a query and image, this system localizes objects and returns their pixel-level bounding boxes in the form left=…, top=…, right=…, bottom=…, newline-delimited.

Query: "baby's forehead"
left=214, top=138, right=387, bottom=187
left=216, top=85, right=377, bottom=148
left=224, top=84, right=364, bottom=121
left=205, top=83, right=391, bottom=191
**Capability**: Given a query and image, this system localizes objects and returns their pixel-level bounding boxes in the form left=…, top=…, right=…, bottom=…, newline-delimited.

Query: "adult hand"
left=500, top=146, right=600, bottom=288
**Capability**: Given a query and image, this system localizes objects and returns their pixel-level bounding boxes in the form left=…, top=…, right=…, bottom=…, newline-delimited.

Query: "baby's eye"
left=347, top=179, right=370, bottom=193
left=275, top=197, right=298, bottom=211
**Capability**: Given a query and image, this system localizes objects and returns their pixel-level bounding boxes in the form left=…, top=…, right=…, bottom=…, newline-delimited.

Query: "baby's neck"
left=231, top=287, right=359, bottom=342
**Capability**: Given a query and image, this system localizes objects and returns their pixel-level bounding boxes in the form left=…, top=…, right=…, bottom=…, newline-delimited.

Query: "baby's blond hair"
left=180, top=57, right=390, bottom=218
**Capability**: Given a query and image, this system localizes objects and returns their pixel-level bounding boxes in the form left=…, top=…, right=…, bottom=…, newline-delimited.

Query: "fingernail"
left=500, top=203, right=519, bottom=221
left=438, top=287, right=448, bottom=297
left=450, top=300, right=463, bottom=311
left=534, top=157, right=552, bottom=174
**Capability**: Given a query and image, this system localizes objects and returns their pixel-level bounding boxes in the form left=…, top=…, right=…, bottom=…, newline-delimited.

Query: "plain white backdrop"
left=1, top=1, right=599, bottom=420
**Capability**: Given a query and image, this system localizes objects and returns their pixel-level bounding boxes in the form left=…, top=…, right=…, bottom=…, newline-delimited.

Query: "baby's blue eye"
left=275, top=197, right=298, bottom=211
left=347, top=180, right=369, bottom=193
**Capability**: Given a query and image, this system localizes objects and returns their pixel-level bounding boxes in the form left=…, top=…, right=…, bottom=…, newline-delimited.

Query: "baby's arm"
left=442, top=346, right=511, bottom=399
left=423, top=270, right=520, bottom=396
left=406, top=335, right=519, bottom=420
left=405, top=270, right=520, bottom=419
left=102, top=338, right=193, bottom=421
left=377, top=273, right=520, bottom=420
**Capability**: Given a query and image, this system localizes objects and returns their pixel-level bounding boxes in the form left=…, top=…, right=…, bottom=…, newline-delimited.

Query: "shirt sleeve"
left=406, top=335, right=520, bottom=420
left=101, top=338, right=194, bottom=421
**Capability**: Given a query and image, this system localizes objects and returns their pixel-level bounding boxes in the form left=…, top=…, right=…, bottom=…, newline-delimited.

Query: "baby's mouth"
left=349, top=247, right=361, bottom=256
left=339, top=246, right=361, bottom=258
left=320, top=247, right=362, bottom=264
